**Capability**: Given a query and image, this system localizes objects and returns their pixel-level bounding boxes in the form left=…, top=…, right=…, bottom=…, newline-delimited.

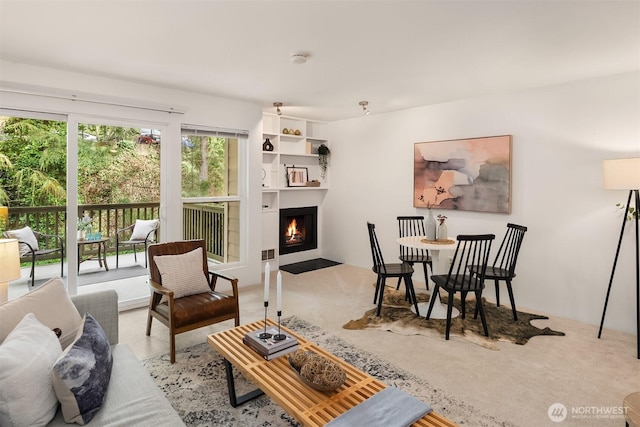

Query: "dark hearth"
left=279, top=206, right=317, bottom=255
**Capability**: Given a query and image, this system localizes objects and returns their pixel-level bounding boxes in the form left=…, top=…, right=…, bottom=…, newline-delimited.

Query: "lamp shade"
left=0, top=238, right=21, bottom=283
left=603, top=157, right=640, bottom=190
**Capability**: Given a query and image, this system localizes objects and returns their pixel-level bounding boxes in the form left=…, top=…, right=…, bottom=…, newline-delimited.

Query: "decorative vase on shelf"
left=77, top=230, right=85, bottom=241
left=262, top=138, right=274, bottom=152
left=425, top=210, right=437, bottom=241
left=437, top=223, right=448, bottom=241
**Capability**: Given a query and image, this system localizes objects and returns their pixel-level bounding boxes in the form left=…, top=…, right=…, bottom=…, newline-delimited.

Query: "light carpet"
left=142, top=316, right=513, bottom=427
left=343, top=286, right=565, bottom=350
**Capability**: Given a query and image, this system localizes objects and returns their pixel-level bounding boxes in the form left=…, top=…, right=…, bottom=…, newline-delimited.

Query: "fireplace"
left=279, top=206, right=317, bottom=255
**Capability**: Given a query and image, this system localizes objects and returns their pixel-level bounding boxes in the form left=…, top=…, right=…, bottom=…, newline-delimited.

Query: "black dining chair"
left=367, top=222, right=419, bottom=316
left=426, top=234, right=495, bottom=340
left=470, top=223, right=528, bottom=320
left=397, top=216, right=432, bottom=291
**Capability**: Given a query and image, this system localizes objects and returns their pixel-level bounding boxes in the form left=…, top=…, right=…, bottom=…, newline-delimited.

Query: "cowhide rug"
left=343, top=285, right=565, bottom=350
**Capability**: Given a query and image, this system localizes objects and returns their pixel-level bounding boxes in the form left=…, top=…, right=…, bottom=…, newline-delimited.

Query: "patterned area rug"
left=343, top=286, right=565, bottom=350
left=142, top=316, right=514, bottom=427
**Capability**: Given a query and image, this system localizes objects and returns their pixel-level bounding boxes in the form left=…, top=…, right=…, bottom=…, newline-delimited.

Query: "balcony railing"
left=4, top=202, right=225, bottom=261
left=183, top=203, right=225, bottom=262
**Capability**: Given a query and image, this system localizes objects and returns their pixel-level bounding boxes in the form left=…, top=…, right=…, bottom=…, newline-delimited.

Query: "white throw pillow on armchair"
left=6, top=226, right=39, bottom=256
left=130, top=219, right=159, bottom=241
left=153, top=247, right=211, bottom=302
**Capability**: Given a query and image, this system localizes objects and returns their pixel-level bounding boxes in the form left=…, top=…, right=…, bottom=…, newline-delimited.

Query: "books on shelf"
left=243, top=327, right=298, bottom=360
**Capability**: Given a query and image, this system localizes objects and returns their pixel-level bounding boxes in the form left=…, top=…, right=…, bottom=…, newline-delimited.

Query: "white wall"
left=2, top=60, right=638, bottom=333
left=0, top=60, right=264, bottom=288
left=322, top=72, right=640, bottom=334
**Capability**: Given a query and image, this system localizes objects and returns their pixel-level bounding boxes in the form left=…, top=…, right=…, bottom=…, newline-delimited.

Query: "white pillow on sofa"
left=5, top=226, right=39, bottom=256
left=130, top=219, right=159, bottom=241
left=153, top=247, right=211, bottom=301
left=0, top=312, right=63, bottom=427
left=0, top=277, right=83, bottom=349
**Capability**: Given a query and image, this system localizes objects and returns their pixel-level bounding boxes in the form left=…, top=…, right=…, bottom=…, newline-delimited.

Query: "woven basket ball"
left=289, top=350, right=346, bottom=391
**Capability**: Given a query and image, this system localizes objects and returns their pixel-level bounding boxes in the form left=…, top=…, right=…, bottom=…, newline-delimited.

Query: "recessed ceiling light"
left=290, top=53, right=308, bottom=64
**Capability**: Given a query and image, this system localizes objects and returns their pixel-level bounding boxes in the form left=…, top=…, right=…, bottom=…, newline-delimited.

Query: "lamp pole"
left=598, top=157, right=640, bottom=359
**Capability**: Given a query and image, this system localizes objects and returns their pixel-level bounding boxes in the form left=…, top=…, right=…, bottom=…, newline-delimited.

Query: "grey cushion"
left=70, top=290, right=119, bottom=346
left=48, top=345, right=185, bottom=426
left=325, top=386, right=432, bottom=427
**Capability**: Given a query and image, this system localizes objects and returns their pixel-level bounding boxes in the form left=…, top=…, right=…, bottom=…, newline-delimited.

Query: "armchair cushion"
left=53, top=313, right=113, bottom=425
left=152, top=247, right=211, bottom=301
left=6, top=226, right=38, bottom=256
left=130, top=219, right=158, bottom=241
left=0, top=313, right=63, bottom=427
left=0, top=277, right=83, bottom=349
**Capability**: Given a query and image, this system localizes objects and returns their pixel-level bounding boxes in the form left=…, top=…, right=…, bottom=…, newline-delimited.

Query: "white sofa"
left=0, top=279, right=185, bottom=426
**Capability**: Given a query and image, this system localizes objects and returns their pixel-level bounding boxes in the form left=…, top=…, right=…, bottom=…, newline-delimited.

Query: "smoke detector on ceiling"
left=290, top=53, right=309, bottom=64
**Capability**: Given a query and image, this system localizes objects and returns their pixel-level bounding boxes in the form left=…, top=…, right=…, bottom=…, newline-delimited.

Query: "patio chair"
left=115, top=219, right=159, bottom=268
left=147, top=239, right=239, bottom=363
left=4, top=226, right=64, bottom=288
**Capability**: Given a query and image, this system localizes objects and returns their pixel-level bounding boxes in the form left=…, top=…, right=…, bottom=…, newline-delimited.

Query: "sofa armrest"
left=71, top=290, right=119, bottom=345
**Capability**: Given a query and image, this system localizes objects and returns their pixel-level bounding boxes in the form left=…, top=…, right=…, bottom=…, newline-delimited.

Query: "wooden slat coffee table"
left=207, top=319, right=457, bottom=427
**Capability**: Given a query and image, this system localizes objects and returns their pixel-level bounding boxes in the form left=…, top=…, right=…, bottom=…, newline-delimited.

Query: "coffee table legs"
left=223, top=358, right=264, bottom=407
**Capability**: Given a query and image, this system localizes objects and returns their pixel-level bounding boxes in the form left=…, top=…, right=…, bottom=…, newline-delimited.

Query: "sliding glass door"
left=75, top=121, right=160, bottom=305
left=1, top=110, right=163, bottom=305
left=0, top=111, right=68, bottom=296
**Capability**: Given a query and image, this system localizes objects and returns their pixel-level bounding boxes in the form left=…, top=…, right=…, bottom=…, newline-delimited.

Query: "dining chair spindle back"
left=367, top=222, right=419, bottom=316
left=427, top=234, right=495, bottom=340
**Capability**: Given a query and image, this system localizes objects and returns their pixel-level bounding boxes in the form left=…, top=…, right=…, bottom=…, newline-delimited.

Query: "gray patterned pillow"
left=52, top=313, right=113, bottom=425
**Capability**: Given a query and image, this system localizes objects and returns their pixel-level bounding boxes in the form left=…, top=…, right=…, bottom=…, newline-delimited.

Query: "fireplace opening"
left=279, top=206, right=317, bottom=255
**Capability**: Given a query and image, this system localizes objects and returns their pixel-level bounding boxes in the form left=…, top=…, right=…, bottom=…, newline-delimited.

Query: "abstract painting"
left=414, top=135, right=512, bottom=213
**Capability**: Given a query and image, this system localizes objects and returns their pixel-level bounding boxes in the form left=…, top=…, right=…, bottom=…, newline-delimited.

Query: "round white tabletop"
left=396, top=236, right=459, bottom=319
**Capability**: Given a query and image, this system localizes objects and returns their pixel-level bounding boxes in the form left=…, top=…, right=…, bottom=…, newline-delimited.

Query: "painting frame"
left=286, top=166, right=308, bottom=187
left=413, top=135, right=512, bottom=213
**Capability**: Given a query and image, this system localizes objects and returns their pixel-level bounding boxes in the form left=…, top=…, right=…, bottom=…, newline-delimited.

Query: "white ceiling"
left=1, top=0, right=638, bottom=121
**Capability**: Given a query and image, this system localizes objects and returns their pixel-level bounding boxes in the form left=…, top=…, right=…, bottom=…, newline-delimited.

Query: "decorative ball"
left=290, top=351, right=346, bottom=391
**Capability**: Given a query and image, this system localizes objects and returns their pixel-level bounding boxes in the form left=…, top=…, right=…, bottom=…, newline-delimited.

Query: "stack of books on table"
left=243, top=327, right=299, bottom=361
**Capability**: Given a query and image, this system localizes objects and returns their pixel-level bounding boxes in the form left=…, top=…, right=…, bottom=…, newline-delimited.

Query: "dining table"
left=396, top=235, right=460, bottom=319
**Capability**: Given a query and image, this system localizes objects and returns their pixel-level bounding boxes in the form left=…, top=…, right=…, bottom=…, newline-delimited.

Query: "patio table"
left=77, top=237, right=110, bottom=272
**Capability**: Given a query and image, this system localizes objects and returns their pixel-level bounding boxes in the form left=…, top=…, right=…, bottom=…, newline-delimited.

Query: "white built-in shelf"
left=261, top=113, right=330, bottom=266
left=278, top=187, right=328, bottom=191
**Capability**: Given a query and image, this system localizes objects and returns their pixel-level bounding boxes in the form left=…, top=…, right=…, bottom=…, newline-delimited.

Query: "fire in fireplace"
left=279, top=206, right=317, bottom=255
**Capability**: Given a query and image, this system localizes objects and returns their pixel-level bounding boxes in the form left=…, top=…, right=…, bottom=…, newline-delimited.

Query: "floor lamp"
left=0, top=238, right=21, bottom=304
left=598, top=157, right=640, bottom=359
